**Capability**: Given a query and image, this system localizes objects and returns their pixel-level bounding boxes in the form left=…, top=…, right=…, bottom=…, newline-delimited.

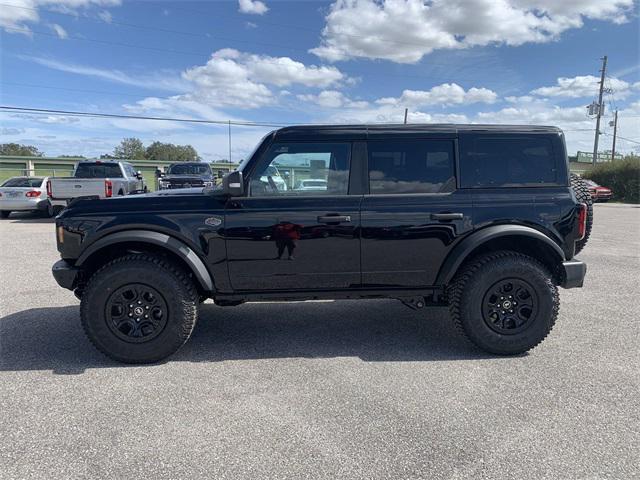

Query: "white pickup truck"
left=47, top=160, right=146, bottom=210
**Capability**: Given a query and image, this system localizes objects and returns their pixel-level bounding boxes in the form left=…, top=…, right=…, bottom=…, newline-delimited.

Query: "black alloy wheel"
left=105, top=283, right=169, bottom=343
left=481, top=278, right=538, bottom=334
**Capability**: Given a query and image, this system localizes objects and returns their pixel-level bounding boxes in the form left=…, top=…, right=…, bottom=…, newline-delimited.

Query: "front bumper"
left=52, top=259, right=80, bottom=290
left=560, top=259, right=587, bottom=289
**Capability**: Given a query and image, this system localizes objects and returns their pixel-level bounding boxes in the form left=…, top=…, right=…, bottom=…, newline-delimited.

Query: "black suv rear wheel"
left=80, top=253, right=198, bottom=363
left=448, top=251, right=559, bottom=355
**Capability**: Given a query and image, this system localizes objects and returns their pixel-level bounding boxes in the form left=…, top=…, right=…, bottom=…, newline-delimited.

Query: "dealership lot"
left=1, top=204, right=638, bottom=479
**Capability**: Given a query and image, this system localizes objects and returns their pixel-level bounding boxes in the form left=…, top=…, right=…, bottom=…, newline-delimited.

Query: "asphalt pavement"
left=1, top=203, right=639, bottom=479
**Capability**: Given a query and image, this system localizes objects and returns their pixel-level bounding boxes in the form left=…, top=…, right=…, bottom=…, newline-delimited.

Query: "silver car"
left=0, top=176, right=54, bottom=218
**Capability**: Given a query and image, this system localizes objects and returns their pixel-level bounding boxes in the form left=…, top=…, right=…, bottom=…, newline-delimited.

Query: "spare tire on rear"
left=570, top=173, right=593, bottom=255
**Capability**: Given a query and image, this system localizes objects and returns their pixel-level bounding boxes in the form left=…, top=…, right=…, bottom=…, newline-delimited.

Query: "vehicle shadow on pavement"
left=0, top=300, right=501, bottom=374
left=2, top=212, right=55, bottom=223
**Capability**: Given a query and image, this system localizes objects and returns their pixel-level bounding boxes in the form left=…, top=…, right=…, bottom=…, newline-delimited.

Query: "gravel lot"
left=1, top=204, right=639, bottom=480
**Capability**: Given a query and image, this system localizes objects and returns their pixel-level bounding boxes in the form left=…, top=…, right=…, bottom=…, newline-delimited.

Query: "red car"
left=584, top=179, right=612, bottom=202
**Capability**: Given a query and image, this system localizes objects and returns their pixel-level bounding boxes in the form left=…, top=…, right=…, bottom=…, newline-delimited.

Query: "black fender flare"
left=76, top=230, right=214, bottom=292
left=435, top=225, right=566, bottom=286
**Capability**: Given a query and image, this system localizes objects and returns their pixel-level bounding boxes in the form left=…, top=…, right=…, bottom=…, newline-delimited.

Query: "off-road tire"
left=80, top=253, right=198, bottom=363
left=448, top=251, right=559, bottom=355
left=0, top=211, right=10, bottom=219
left=570, top=173, right=593, bottom=255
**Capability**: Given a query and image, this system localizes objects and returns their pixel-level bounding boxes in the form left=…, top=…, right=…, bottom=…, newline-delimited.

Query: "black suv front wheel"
left=81, top=253, right=198, bottom=363
left=448, top=251, right=559, bottom=355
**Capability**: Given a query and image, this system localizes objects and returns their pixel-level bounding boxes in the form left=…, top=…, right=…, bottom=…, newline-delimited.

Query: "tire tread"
left=448, top=250, right=559, bottom=354
left=80, top=252, right=198, bottom=363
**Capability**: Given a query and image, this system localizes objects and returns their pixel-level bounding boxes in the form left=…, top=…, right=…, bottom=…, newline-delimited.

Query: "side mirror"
left=155, top=169, right=163, bottom=178
left=136, top=170, right=143, bottom=179
left=222, top=171, right=244, bottom=196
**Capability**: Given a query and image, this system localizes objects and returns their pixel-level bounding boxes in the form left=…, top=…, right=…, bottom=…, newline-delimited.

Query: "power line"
left=4, top=26, right=468, bottom=85
left=0, top=1, right=487, bottom=55
left=602, top=131, right=640, bottom=145
left=1, top=81, right=156, bottom=99
left=0, top=105, right=287, bottom=127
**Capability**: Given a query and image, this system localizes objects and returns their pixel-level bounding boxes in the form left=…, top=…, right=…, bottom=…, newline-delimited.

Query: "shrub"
left=584, top=155, right=640, bottom=203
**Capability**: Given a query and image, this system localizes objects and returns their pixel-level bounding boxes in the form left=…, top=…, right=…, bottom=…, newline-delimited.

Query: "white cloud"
left=19, top=55, right=189, bottom=92
left=49, top=23, right=67, bottom=38
left=297, top=90, right=369, bottom=109
left=238, top=0, right=268, bottom=15
left=97, top=10, right=112, bottom=23
left=311, top=0, right=635, bottom=63
left=0, top=0, right=121, bottom=35
left=376, top=84, right=498, bottom=107
left=532, top=75, right=635, bottom=99
left=178, top=48, right=348, bottom=109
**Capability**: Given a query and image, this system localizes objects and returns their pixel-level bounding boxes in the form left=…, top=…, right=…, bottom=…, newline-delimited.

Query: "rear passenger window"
left=367, top=140, right=455, bottom=194
left=460, top=134, right=558, bottom=187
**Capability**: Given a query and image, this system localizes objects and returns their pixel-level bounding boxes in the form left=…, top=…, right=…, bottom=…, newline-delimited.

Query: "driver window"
left=249, top=142, right=351, bottom=197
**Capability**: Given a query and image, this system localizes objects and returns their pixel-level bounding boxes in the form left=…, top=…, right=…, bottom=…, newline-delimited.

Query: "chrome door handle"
left=317, top=215, right=351, bottom=224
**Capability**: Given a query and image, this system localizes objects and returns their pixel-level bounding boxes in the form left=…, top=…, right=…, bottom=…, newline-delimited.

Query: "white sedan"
left=0, top=176, right=54, bottom=218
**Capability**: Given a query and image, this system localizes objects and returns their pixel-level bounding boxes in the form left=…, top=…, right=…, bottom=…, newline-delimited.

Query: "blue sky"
left=1, top=0, right=638, bottom=161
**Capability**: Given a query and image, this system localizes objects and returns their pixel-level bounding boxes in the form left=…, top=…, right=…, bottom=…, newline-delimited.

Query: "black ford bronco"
left=52, top=124, right=591, bottom=363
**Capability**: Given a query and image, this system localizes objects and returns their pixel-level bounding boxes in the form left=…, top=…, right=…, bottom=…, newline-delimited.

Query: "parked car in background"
left=47, top=160, right=146, bottom=210
left=295, top=178, right=328, bottom=191
left=157, top=162, right=214, bottom=190
left=583, top=179, right=612, bottom=202
left=259, top=165, right=287, bottom=192
left=0, top=176, right=54, bottom=218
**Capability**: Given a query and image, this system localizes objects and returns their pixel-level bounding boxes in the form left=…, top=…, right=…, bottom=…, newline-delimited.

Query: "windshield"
left=1, top=177, right=44, bottom=187
left=75, top=163, right=123, bottom=178
left=168, top=164, right=212, bottom=175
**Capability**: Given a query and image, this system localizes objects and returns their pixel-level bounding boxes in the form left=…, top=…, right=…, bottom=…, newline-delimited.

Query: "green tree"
left=0, top=143, right=43, bottom=157
left=113, top=138, right=146, bottom=159
left=145, top=141, right=200, bottom=162
left=58, top=155, right=86, bottom=159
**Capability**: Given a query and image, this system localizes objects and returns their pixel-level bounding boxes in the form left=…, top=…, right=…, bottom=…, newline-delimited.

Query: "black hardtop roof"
left=273, top=123, right=562, bottom=138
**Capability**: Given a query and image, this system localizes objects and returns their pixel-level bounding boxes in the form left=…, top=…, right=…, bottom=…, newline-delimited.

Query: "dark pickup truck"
left=157, top=162, right=215, bottom=190
left=52, top=124, right=590, bottom=363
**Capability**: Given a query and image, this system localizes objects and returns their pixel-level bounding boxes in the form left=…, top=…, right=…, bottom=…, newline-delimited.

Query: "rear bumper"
left=52, top=259, right=79, bottom=290
left=560, top=259, right=587, bottom=289
left=0, top=198, right=48, bottom=211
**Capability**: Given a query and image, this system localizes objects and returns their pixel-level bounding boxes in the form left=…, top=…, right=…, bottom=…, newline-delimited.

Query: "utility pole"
left=610, top=110, right=618, bottom=162
left=228, top=120, right=232, bottom=163
left=403, top=108, right=408, bottom=124
left=592, top=55, right=607, bottom=166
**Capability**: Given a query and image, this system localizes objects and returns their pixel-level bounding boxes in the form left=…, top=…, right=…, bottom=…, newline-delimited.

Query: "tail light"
left=577, top=203, right=587, bottom=241
left=105, top=180, right=113, bottom=198
left=25, top=191, right=42, bottom=198
left=46, top=180, right=52, bottom=197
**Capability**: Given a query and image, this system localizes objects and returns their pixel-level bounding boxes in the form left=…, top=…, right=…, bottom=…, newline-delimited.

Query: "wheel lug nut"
left=136, top=318, right=140, bottom=322
left=129, top=304, right=133, bottom=308
left=128, top=313, right=132, bottom=317
left=137, top=300, right=142, bottom=305
left=144, top=314, right=148, bottom=318
left=145, top=306, right=150, bottom=309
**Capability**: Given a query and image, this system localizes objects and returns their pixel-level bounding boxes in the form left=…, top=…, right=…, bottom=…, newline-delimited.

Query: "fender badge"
left=204, top=217, right=222, bottom=227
